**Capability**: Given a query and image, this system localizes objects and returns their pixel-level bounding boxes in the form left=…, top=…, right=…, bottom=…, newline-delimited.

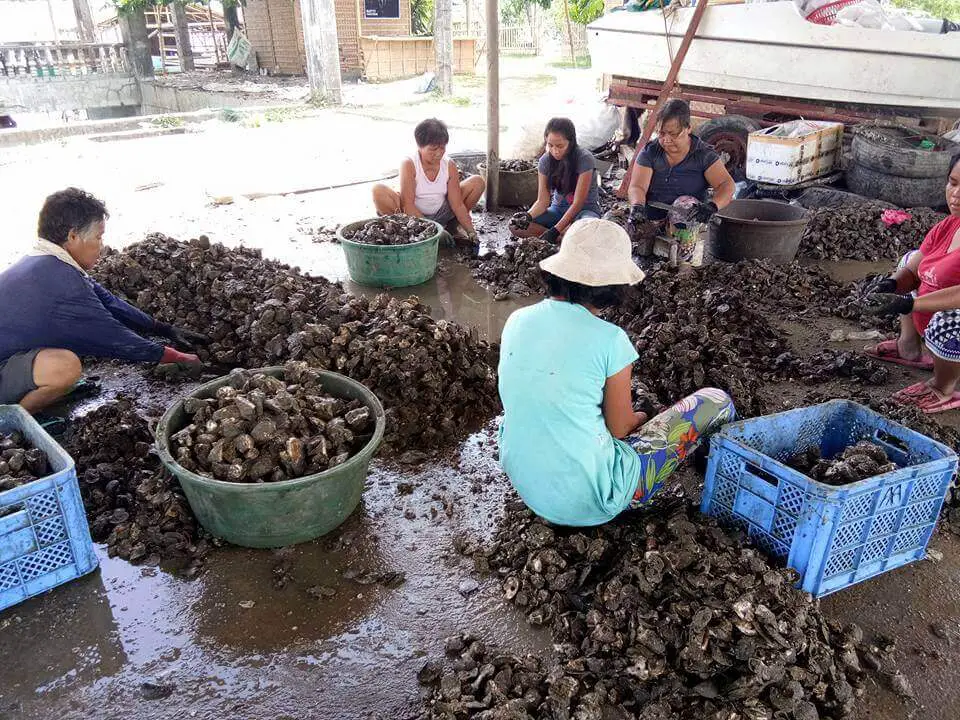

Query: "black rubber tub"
left=706, top=199, right=808, bottom=264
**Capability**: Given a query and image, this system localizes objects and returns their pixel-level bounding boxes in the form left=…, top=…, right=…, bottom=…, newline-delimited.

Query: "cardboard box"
left=746, top=120, right=844, bottom=186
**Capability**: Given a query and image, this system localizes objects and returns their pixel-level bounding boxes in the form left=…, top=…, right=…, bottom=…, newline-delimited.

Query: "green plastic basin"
left=155, top=367, right=385, bottom=548
left=337, top=217, right=441, bottom=288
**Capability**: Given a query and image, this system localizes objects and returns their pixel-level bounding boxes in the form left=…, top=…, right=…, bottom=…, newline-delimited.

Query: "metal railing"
left=0, top=43, right=129, bottom=78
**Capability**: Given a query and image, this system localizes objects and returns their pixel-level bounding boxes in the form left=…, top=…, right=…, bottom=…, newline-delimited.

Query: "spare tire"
left=851, top=125, right=960, bottom=179
left=697, top=115, right=762, bottom=181
left=846, top=162, right=946, bottom=208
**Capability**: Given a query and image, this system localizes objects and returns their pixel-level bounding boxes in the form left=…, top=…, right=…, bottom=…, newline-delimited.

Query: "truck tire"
left=846, top=162, right=946, bottom=209
left=851, top=127, right=960, bottom=179
left=697, top=115, right=762, bottom=181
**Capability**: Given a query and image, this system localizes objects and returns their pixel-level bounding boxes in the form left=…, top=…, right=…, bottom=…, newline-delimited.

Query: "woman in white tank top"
left=372, top=118, right=486, bottom=244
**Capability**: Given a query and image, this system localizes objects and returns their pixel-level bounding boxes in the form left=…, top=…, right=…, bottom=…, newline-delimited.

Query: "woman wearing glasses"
left=625, top=99, right=736, bottom=243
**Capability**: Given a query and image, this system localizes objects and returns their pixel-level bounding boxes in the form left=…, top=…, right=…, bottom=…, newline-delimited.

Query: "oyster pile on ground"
left=342, top=214, right=436, bottom=246
left=426, top=498, right=871, bottom=719
left=799, top=204, right=945, bottom=262
left=63, top=398, right=208, bottom=575
left=470, top=238, right=556, bottom=298
left=0, top=430, right=49, bottom=492
left=499, top=159, right=537, bottom=172
left=94, top=234, right=498, bottom=456
left=170, top=363, right=373, bottom=483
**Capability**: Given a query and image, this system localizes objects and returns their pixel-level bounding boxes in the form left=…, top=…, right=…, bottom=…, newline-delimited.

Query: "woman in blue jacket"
left=0, top=188, right=206, bottom=412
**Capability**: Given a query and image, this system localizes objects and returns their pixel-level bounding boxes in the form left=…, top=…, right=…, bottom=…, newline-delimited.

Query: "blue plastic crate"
left=0, top=405, right=98, bottom=611
left=702, top=400, right=958, bottom=597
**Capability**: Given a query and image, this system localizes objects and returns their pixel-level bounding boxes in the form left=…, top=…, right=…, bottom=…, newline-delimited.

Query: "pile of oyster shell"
left=425, top=498, right=874, bottom=718
left=788, top=441, right=898, bottom=486
left=170, top=363, right=373, bottom=483
left=93, top=234, right=498, bottom=456
left=64, top=397, right=208, bottom=575
left=0, top=431, right=48, bottom=492
left=342, top=214, right=437, bottom=246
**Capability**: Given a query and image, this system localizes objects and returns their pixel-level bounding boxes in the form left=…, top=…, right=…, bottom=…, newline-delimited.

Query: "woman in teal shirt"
left=497, top=219, right=735, bottom=526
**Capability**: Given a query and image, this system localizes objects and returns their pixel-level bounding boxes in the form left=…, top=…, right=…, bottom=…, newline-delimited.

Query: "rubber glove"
left=541, top=227, right=560, bottom=244
left=161, top=347, right=202, bottom=365
left=626, top=204, right=648, bottom=238
left=168, top=327, right=211, bottom=350
left=509, top=212, right=532, bottom=230
left=863, top=293, right=914, bottom=316
left=692, top=200, right=719, bottom=223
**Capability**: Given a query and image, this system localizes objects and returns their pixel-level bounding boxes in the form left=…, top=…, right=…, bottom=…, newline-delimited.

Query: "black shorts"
left=0, top=350, right=39, bottom=404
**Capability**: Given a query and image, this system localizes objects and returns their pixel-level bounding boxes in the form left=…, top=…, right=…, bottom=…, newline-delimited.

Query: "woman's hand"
left=509, top=211, right=532, bottom=230
left=863, top=293, right=915, bottom=316
left=866, top=277, right=898, bottom=295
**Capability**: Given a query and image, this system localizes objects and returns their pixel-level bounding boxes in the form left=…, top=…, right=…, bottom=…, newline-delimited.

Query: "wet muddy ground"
left=2, top=109, right=960, bottom=718
left=1, top=237, right=959, bottom=720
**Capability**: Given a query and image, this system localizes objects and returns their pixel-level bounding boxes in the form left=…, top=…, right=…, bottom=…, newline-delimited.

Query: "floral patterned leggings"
left=625, top=387, right=736, bottom=507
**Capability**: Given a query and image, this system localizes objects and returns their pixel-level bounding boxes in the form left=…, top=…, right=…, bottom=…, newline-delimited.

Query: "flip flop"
left=896, top=385, right=960, bottom=414
left=892, top=381, right=930, bottom=401
left=864, top=339, right=934, bottom=370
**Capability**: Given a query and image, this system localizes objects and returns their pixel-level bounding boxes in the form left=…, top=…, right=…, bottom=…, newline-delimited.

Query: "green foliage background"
left=891, top=0, right=960, bottom=18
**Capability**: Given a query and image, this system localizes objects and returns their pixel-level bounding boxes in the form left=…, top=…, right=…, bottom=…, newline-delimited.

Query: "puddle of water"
left=0, top=424, right=549, bottom=720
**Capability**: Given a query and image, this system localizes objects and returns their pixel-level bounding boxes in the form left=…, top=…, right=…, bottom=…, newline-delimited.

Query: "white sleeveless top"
left=411, top=152, right=449, bottom=215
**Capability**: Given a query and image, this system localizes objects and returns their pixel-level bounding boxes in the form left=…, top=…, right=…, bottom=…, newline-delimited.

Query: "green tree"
left=568, top=0, right=604, bottom=24
left=501, top=0, right=551, bottom=24
left=890, top=0, right=960, bottom=19
left=412, top=0, right=435, bottom=35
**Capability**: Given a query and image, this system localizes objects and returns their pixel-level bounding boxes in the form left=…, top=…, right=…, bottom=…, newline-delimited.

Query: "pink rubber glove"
left=160, top=346, right=201, bottom=365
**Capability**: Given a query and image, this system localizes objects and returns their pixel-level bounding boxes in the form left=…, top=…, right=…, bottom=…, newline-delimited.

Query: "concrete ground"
left=1, top=65, right=959, bottom=720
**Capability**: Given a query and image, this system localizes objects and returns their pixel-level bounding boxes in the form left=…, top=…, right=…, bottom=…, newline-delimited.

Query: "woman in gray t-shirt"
left=510, top=118, right=602, bottom=243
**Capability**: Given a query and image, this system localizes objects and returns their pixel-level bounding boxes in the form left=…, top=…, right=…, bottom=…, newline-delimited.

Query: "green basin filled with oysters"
left=155, top=365, right=385, bottom=548
left=337, top=215, right=442, bottom=288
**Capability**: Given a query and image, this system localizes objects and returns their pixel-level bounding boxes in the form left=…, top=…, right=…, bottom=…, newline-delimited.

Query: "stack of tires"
left=847, top=123, right=959, bottom=208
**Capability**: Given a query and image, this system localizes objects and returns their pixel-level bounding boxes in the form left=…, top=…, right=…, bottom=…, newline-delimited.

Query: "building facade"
left=243, top=0, right=412, bottom=77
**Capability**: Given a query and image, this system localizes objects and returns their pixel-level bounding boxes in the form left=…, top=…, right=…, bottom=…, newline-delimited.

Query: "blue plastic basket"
left=702, top=400, right=958, bottom=597
left=0, top=405, right=98, bottom=611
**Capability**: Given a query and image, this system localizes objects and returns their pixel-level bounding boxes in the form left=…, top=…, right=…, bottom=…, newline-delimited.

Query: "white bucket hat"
left=539, top=218, right=645, bottom=287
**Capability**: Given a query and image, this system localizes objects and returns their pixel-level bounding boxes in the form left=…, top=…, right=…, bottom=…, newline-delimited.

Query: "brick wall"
left=245, top=0, right=412, bottom=76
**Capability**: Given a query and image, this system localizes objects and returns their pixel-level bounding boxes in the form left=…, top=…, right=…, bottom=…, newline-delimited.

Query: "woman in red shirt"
left=864, top=153, right=960, bottom=413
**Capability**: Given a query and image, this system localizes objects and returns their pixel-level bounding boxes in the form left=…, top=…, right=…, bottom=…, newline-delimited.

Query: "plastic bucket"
left=478, top=163, right=538, bottom=208
left=337, top=218, right=441, bottom=288
left=706, top=199, right=808, bottom=264
left=155, top=368, right=385, bottom=548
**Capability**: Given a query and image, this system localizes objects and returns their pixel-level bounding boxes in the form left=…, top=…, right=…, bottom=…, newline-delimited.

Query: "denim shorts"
left=534, top=204, right=601, bottom=229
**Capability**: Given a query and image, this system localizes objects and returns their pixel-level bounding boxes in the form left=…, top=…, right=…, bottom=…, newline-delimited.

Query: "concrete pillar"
left=435, top=0, right=453, bottom=95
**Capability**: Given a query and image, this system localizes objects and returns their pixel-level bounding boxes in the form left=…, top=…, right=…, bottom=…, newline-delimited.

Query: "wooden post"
left=171, top=2, right=196, bottom=71
left=207, top=4, right=222, bottom=66
left=301, top=0, right=343, bottom=104
left=616, top=1, right=710, bottom=196
left=465, top=0, right=472, bottom=35
left=486, top=0, right=499, bottom=211
left=561, top=0, right=576, bottom=67
left=72, top=0, right=96, bottom=43
left=435, top=0, right=453, bottom=94
left=355, top=0, right=363, bottom=71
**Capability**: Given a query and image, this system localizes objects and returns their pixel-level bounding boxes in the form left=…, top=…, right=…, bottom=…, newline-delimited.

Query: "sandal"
left=864, top=340, right=934, bottom=370
left=896, top=385, right=960, bottom=414
left=892, top=381, right=930, bottom=401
